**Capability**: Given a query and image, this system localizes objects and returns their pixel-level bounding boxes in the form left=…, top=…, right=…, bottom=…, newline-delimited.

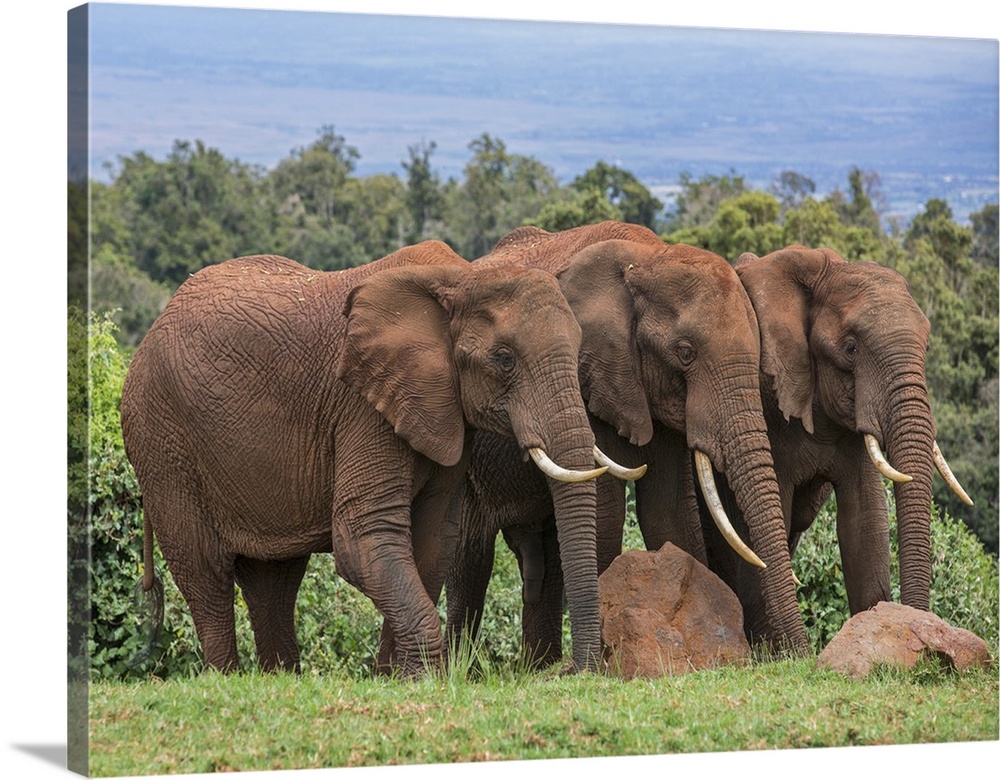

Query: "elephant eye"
left=492, top=348, right=516, bottom=374
left=676, top=341, right=697, bottom=366
left=842, top=337, right=859, bottom=360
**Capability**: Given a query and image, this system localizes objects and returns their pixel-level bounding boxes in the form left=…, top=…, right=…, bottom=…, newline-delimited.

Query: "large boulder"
left=599, top=542, right=751, bottom=678
left=817, top=601, right=992, bottom=679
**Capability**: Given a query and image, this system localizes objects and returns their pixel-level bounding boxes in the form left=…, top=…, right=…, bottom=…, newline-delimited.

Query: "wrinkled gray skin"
left=121, top=240, right=604, bottom=676
left=702, top=245, right=947, bottom=644
left=445, top=222, right=808, bottom=666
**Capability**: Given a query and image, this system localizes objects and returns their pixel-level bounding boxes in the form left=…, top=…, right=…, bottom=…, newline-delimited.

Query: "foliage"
left=402, top=140, right=444, bottom=243
left=101, top=140, right=276, bottom=287
left=442, top=133, right=561, bottom=258
left=793, top=492, right=999, bottom=652
left=531, top=187, right=623, bottom=231
left=571, top=160, right=664, bottom=230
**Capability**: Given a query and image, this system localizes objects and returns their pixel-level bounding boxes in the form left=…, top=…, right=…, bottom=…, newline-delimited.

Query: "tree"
left=68, top=180, right=88, bottom=308
left=970, top=203, right=998, bottom=267
left=898, top=201, right=999, bottom=552
left=402, top=140, right=444, bottom=243
left=339, top=173, right=408, bottom=262
left=828, top=166, right=883, bottom=235
left=665, top=170, right=747, bottom=231
left=905, top=198, right=974, bottom=291
left=571, top=161, right=664, bottom=230
left=666, top=191, right=784, bottom=261
left=107, top=140, right=275, bottom=286
left=531, top=188, right=623, bottom=232
left=270, top=126, right=360, bottom=227
left=770, top=170, right=816, bottom=214
left=445, top=134, right=560, bottom=258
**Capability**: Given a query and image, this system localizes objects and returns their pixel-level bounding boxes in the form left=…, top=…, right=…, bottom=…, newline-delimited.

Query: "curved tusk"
left=593, top=446, right=648, bottom=480
left=791, top=570, right=802, bottom=587
left=864, top=434, right=913, bottom=483
left=933, top=441, right=974, bottom=506
left=529, top=447, right=608, bottom=483
left=694, top=450, right=766, bottom=570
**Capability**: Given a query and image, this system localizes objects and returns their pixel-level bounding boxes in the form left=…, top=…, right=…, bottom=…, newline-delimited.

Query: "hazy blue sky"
left=82, top=2, right=998, bottom=222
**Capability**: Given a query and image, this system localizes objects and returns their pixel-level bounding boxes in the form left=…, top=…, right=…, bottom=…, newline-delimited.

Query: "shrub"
left=794, top=491, right=999, bottom=654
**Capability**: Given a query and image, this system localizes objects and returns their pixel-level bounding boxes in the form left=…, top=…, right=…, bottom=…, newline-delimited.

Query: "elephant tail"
left=128, top=512, right=164, bottom=669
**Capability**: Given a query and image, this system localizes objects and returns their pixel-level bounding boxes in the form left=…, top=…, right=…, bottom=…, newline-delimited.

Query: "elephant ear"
left=737, top=247, right=845, bottom=434
left=557, top=240, right=654, bottom=447
left=337, top=265, right=466, bottom=467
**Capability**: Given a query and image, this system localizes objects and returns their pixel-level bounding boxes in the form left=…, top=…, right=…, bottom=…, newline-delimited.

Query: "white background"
left=2, top=2, right=997, bottom=779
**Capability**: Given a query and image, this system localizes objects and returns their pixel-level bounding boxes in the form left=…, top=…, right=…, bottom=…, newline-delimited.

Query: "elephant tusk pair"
left=529, top=447, right=608, bottom=483
left=594, top=446, right=648, bottom=480
left=864, top=435, right=974, bottom=506
left=693, top=451, right=767, bottom=570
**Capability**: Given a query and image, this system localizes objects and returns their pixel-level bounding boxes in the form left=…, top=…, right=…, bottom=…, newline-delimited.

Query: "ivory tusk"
left=694, top=450, right=766, bottom=569
left=933, top=442, right=974, bottom=506
left=593, top=446, right=648, bottom=480
left=529, top=447, right=609, bottom=483
left=791, top=570, right=802, bottom=587
left=864, top=434, right=913, bottom=483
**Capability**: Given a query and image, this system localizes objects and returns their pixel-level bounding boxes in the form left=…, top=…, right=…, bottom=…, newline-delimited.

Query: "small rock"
left=599, top=542, right=751, bottom=678
left=816, top=601, right=991, bottom=679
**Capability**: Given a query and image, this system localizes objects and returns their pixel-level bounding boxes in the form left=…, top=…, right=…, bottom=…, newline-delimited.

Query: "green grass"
left=88, top=656, right=998, bottom=777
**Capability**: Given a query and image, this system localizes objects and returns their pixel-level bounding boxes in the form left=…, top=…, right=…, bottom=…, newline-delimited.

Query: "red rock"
left=816, top=601, right=991, bottom=679
left=599, top=542, right=751, bottom=678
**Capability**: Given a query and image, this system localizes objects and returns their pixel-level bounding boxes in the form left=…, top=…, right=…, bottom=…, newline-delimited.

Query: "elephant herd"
left=120, top=220, right=972, bottom=677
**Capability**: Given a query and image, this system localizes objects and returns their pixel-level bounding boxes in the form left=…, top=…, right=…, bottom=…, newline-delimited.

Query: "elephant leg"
left=635, top=428, right=707, bottom=564
left=377, top=458, right=469, bottom=673
left=144, top=487, right=239, bottom=672
left=234, top=555, right=309, bottom=673
left=510, top=521, right=565, bottom=668
left=444, top=522, right=496, bottom=660
left=332, top=419, right=444, bottom=678
left=833, top=463, right=892, bottom=614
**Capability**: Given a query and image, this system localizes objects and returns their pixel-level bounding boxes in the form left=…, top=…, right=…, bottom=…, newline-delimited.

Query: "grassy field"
left=87, top=655, right=998, bottom=777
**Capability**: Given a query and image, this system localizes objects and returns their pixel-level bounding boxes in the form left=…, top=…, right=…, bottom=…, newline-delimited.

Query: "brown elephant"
left=702, top=245, right=972, bottom=643
left=444, top=222, right=808, bottom=666
left=121, top=240, right=614, bottom=677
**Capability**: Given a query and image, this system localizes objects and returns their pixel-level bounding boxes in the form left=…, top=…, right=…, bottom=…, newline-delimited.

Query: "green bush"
left=794, top=491, right=999, bottom=654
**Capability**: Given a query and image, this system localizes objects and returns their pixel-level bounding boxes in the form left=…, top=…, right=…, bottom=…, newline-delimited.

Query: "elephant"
left=700, top=245, right=973, bottom=644
left=443, top=222, right=808, bottom=666
left=120, top=239, right=617, bottom=677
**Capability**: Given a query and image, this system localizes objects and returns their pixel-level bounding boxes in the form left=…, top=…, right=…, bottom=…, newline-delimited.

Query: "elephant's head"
left=337, top=263, right=610, bottom=669
left=554, top=239, right=807, bottom=651
left=736, top=245, right=971, bottom=610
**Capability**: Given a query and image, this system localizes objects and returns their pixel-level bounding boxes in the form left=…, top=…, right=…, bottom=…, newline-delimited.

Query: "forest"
left=68, top=125, right=999, bottom=554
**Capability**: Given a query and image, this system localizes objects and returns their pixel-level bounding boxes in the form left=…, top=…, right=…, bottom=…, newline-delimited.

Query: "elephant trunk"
left=722, top=423, right=808, bottom=653
left=546, top=451, right=600, bottom=672
left=695, top=364, right=808, bottom=654
left=516, top=361, right=601, bottom=672
left=884, top=395, right=936, bottom=611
